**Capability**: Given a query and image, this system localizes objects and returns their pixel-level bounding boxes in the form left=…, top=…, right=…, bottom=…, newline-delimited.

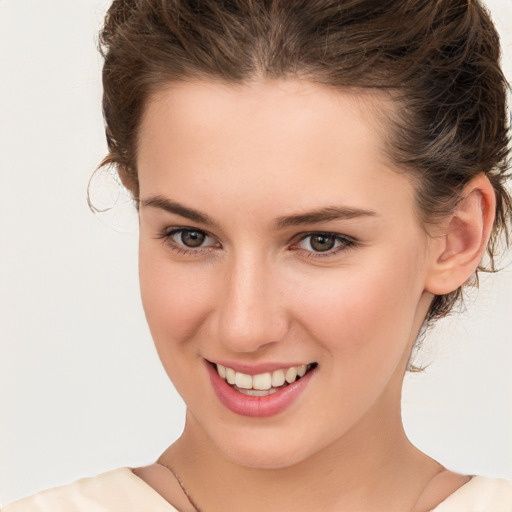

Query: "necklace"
left=159, top=461, right=446, bottom=512
left=159, top=462, right=203, bottom=512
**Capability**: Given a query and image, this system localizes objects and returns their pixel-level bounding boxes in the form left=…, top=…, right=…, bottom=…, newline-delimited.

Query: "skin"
left=132, top=80, right=494, bottom=511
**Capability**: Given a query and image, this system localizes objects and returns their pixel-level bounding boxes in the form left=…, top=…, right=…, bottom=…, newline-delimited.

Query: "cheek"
left=289, top=252, right=425, bottom=367
left=138, top=243, right=215, bottom=353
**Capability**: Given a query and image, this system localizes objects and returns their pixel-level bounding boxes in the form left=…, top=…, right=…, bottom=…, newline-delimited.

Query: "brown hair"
left=98, top=0, right=511, bottom=322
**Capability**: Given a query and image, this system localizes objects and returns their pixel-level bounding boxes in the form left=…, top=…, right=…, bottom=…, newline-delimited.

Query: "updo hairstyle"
left=98, top=0, right=511, bottom=322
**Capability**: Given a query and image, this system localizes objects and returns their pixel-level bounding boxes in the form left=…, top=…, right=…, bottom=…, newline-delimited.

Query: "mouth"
left=207, top=360, right=317, bottom=417
left=214, top=362, right=318, bottom=397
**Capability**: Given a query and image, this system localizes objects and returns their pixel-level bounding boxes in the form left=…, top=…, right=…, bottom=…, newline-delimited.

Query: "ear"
left=425, top=174, right=496, bottom=295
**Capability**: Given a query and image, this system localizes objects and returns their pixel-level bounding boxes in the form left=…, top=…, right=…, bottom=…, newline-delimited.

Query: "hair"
left=98, top=0, right=511, bottom=323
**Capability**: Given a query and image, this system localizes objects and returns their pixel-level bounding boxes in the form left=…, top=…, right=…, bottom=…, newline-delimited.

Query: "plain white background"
left=0, top=0, right=511, bottom=505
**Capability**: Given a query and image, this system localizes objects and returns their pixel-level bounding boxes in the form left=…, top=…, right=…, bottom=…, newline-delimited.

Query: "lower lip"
left=206, top=362, right=315, bottom=418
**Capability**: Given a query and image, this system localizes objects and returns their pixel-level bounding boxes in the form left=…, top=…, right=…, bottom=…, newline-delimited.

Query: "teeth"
left=235, top=372, right=253, bottom=389
left=217, top=364, right=226, bottom=379
left=253, top=372, right=272, bottom=390
left=285, top=366, right=297, bottom=384
left=216, top=363, right=313, bottom=392
left=271, top=369, right=285, bottom=387
left=235, top=387, right=279, bottom=396
left=225, top=367, right=236, bottom=385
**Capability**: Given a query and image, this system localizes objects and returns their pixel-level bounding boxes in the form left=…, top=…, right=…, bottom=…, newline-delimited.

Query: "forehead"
left=138, top=79, right=392, bottom=162
left=137, top=79, right=415, bottom=222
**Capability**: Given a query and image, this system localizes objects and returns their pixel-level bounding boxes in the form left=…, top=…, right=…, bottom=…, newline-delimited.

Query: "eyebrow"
left=140, top=196, right=218, bottom=227
left=274, top=206, right=377, bottom=228
left=140, top=196, right=377, bottom=228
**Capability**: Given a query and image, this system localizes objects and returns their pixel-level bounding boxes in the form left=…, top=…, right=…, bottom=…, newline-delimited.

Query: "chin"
left=206, top=423, right=326, bottom=470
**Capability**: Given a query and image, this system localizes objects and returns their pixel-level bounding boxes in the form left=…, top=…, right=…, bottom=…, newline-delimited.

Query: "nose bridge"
left=217, top=249, right=286, bottom=353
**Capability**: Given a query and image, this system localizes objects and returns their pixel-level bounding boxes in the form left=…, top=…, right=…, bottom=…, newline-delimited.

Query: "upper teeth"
left=216, top=363, right=309, bottom=390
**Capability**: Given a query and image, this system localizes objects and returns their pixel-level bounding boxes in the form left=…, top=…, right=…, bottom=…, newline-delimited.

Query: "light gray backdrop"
left=0, top=0, right=511, bottom=505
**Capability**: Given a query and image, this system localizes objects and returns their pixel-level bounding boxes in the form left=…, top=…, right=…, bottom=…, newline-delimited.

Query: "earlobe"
left=425, top=174, right=496, bottom=296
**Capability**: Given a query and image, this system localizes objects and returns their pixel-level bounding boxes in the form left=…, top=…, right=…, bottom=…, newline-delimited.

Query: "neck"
left=159, top=392, right=440, bottom=512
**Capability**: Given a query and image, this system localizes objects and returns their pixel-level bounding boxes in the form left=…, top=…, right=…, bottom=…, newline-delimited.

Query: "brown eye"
left=296, top=232, right=355, bottom=256
left=180, top=230, right=206, bottom=247
left=309, top=234, right=336, bottom=252
left=162, top=227, right=219, bottom=254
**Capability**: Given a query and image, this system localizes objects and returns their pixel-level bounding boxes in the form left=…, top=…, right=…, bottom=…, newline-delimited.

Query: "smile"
left=207, top=360, right=317, bottom=417
left=216, top=363, right=316, bottom=396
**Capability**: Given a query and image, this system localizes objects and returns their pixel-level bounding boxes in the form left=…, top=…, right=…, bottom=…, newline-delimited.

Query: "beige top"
left=3, top=468, right=512, bottom=511
left=2, top=468, right=178, bottom=512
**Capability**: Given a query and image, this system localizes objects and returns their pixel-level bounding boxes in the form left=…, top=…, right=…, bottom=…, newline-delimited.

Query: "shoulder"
left=433, top=476, right=512, bottom=511
left=1, top=468, right=177, bottom=512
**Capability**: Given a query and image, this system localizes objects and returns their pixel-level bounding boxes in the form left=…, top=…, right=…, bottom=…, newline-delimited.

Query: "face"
left=137, top=80, right=436, bottom=468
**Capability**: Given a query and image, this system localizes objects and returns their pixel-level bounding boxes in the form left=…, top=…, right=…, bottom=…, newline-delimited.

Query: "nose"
left=214, top=252, right=288, bottom=354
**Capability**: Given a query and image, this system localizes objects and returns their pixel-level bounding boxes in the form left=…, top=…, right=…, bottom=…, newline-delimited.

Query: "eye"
left=158, top=227, right=220, bottom=254
left=295, top=232, right=356, bottom=256
left=175, top=229, right=207, bottom=248
left=301, top=233, right=336, bottom=252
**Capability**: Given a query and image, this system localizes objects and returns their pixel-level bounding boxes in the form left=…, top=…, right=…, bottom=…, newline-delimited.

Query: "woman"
left=3, top=0, right=512, bottom=510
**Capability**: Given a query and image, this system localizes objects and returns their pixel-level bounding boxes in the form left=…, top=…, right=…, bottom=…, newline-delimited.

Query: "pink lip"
left=209, top=360, right=309, bottom=375
left=206, top=361, right=316, bottom=418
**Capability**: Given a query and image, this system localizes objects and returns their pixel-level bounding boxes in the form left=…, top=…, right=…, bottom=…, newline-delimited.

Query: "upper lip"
left=207, top=359, right=314, bottom=375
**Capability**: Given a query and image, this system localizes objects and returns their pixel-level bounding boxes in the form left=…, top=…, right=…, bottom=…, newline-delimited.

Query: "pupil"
left=181, top=230, right=205, bottom=247
left=310, top=234, right=335, bottom=252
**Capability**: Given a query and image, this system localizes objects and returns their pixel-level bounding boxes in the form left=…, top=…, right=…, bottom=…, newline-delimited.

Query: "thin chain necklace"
left=159, top=461, right=444, bottom=512
left=159, top=462, right=203, bottom=512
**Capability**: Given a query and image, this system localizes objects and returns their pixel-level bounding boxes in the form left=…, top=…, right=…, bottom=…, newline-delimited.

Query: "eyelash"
left=156, top=227, right=358, bottom=259
left=294, top=232, right=357, bottom=259
left=156, top=227, right=219, bottom=257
